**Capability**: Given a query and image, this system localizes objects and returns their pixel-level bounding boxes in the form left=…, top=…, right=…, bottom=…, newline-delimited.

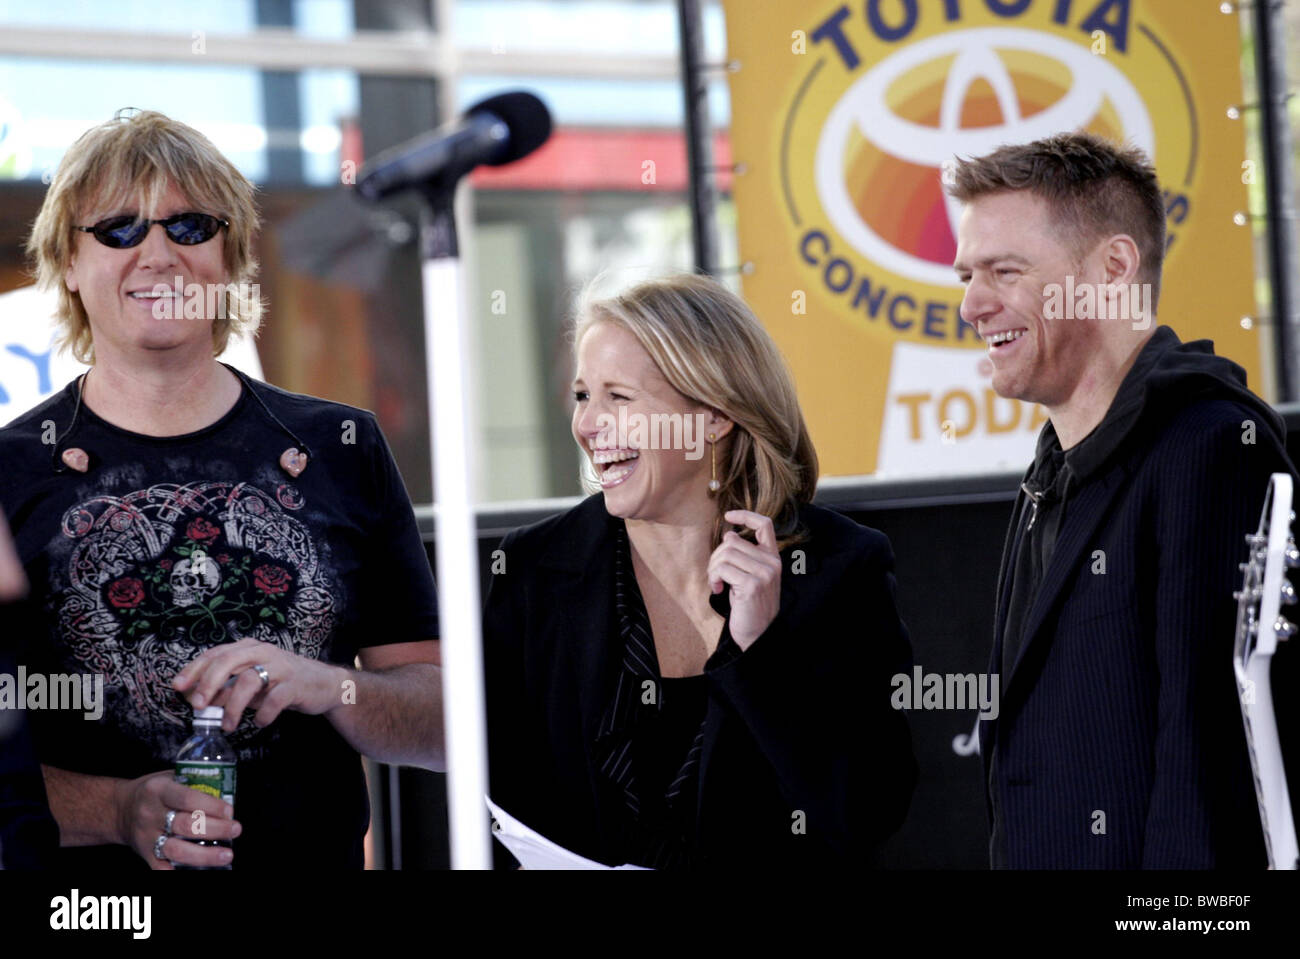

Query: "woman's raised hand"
left=707, top=509, right=782, bottom=650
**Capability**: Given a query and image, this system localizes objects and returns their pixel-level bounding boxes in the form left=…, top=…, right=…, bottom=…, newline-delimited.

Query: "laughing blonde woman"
left=483, top=273, right=916, bottom=869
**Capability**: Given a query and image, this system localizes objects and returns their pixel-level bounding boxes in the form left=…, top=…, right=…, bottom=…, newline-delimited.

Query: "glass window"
left=454, top=0, right=725, bottom=59
left=0, top=0, right=739, bottom=509
left=0, top=0, right=354, bottom=37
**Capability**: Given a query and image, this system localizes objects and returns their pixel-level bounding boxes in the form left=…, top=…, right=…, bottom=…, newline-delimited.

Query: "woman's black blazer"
left=482, top=493, right=916, bottom=868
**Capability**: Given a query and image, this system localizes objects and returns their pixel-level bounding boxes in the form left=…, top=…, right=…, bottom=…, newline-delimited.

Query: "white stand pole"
left=422, top=254, right=491, bottom=870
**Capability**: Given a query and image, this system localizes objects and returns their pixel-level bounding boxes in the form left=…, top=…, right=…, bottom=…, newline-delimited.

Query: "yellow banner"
left=722, top=0, right=1257, bottom=476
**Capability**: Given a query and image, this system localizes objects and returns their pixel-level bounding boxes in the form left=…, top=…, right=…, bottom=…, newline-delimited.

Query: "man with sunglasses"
left=0, top=109, right=444, bottom=871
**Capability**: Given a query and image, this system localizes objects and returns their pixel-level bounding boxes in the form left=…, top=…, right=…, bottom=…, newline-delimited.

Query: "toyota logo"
left=815, top=28, right=1155, bottom=288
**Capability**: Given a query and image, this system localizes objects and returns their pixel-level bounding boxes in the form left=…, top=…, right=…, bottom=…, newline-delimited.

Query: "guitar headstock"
left=1234, top=474, right=1298, bottom=669
left=1234, top=472, right=1299, bottom=870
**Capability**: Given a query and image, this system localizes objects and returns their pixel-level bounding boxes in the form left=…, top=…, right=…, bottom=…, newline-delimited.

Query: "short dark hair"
left=947, top=132, right=1165, bottom=308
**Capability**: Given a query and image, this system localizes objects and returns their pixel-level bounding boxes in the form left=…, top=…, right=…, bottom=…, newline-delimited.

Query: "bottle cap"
left=195, top=705, right=224, bottom=720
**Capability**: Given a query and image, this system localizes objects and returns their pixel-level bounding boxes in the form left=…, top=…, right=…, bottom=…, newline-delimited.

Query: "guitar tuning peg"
left=1275, top=617, right=1297, bottom=641
left=1281, top=581, right=1297, bottom=606
left=1287, top=544, right=1300, bottom=568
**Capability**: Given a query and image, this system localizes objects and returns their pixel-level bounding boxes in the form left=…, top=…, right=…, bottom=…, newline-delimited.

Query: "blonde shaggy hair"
left=573, top=273, right=819, bottom=550
left=25, top=108, right=262, bottom=363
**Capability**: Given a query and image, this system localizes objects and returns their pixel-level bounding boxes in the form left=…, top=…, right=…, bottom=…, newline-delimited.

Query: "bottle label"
left=174, top=761, right=236, bottom=806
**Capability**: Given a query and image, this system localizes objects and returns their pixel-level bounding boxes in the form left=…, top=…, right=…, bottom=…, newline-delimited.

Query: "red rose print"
left=216, top=554, right=231, bottom=564
left=187, top=518, right=221, bottom=543
left=107, top=578, right=145, bottom=609
left=159, top=559, right=173, bottom=570
left=254, top=564, right=292, bottom=596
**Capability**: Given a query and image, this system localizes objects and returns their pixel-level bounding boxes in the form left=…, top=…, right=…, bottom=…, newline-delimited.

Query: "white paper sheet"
left=485, top=796, right=650, bottom=870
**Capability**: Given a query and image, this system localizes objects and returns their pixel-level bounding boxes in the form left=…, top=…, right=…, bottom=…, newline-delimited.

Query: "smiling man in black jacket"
left=950, top=132, right=1293, bottom=869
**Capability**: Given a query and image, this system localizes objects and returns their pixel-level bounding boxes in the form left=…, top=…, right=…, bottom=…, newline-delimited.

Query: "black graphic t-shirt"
left=0, top=369, right=440, bottom=871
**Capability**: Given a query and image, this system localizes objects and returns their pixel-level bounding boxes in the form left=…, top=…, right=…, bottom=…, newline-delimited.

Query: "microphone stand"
left=356, top=91, right=551, bottom=871
left=417, top=182, right=492, bottom=870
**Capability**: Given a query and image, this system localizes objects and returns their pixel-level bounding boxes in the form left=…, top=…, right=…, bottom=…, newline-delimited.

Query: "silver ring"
left=164, top=809, right=176, bottom=835
left=153, top=834, right=169, bottom=861
left=252, top=664, right=270, bottom=689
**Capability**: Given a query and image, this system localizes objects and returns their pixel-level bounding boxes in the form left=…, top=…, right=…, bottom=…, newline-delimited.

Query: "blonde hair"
left=574, top=273, right=819, bottom=549
left=25, top=108, right=262, bottom=364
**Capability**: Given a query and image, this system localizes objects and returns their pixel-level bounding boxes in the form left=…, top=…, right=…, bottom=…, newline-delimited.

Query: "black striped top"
left=593, top=522, right=742, bottom=869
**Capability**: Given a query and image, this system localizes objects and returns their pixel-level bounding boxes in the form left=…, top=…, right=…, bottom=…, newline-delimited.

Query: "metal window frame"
left=0, top=24, right=679, bottom=79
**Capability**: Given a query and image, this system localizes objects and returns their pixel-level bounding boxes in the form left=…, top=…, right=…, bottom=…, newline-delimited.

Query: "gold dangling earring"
left=708, top=432, right=720, bottom=492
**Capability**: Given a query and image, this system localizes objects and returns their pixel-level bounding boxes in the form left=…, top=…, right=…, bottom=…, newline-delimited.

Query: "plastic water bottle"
left=173, top=705, right=237, bottom=870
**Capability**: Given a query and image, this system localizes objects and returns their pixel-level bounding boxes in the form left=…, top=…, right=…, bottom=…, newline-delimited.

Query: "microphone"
left=356, top=91, right=552, bottom=201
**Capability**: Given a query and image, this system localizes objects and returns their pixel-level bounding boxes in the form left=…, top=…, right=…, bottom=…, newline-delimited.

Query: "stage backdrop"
left=721, top=0, right=1258, bottom=477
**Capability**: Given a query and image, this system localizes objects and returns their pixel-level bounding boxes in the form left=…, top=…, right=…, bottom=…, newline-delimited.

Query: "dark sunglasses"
left=74, top=212, right=229, bottom=249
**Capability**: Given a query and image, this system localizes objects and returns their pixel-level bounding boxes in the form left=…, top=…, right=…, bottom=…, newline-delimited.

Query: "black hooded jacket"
left=983, top=325, right=1295, bottom=869
left=999, top=326, right=1288, bottom=680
